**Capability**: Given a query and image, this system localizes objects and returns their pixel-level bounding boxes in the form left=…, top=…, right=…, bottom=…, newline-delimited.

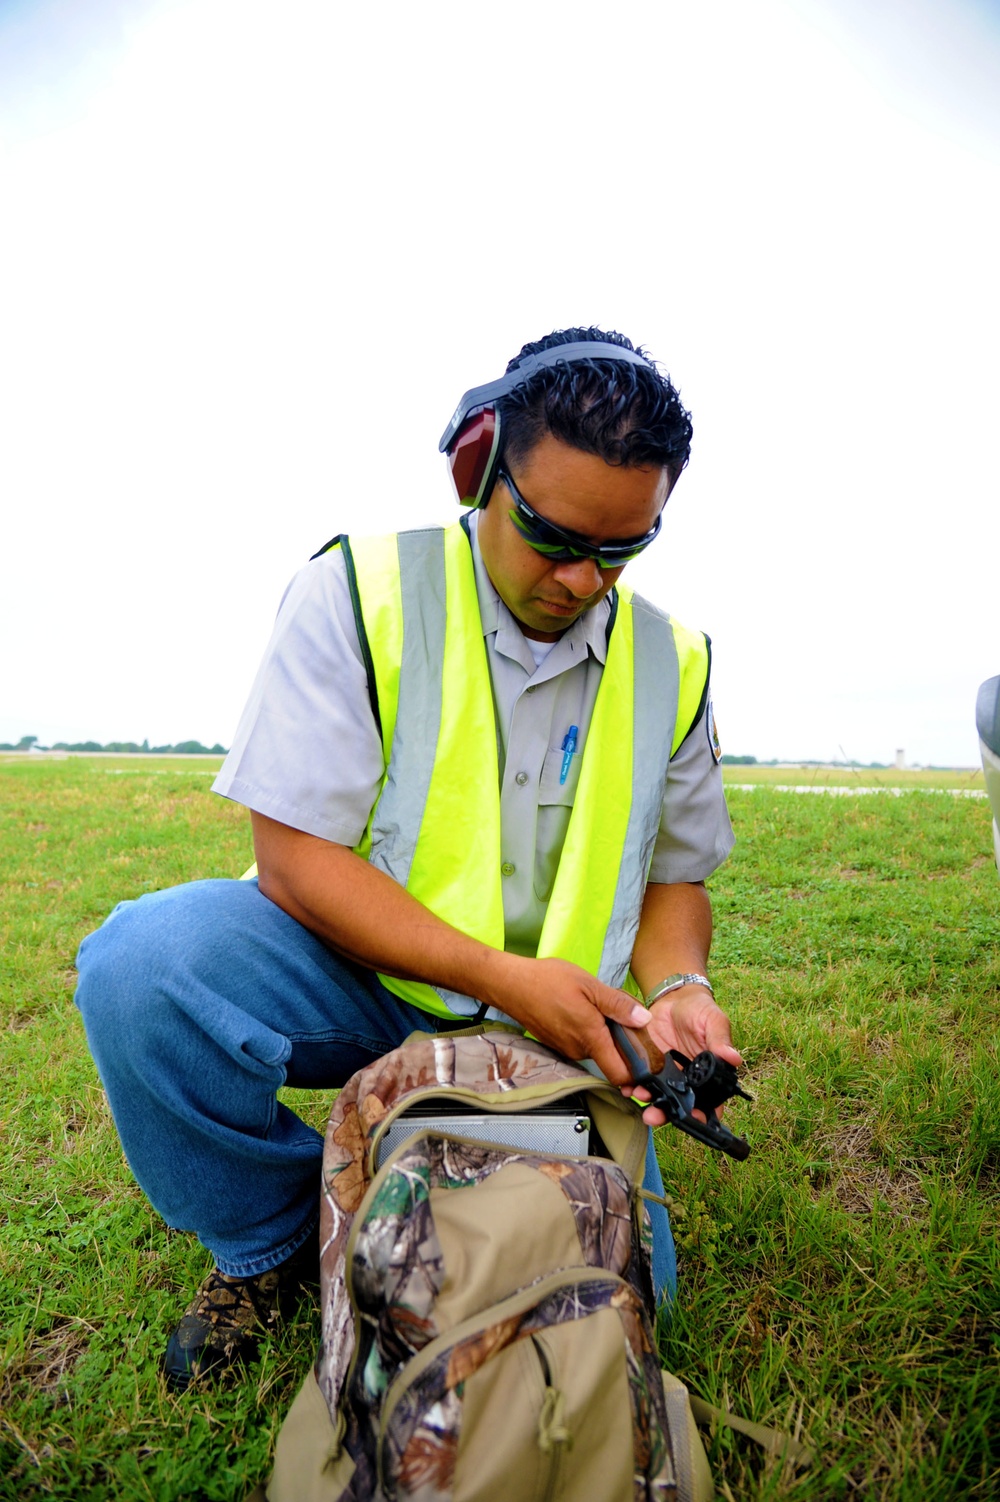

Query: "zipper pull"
left=538, top=1386, right=572, bottom=1454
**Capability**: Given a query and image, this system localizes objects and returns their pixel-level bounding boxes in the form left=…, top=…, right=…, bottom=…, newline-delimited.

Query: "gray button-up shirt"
left=214, top=513, right=734, bottom=956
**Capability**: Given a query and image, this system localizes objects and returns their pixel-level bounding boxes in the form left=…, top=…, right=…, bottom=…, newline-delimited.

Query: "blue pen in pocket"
left=559, top=724, right=579, bottom=785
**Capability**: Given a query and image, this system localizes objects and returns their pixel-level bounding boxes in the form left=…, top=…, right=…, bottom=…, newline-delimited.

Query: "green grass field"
left=721, top=765, right=986, bottom=792
left=2, top=757, right=998, bottom=1499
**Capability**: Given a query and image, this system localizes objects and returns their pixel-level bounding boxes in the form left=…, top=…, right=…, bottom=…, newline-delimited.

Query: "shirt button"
left=525, top=685, right=536, bottom=694
left=501, top=862, right=515, bottom=877
left=515, top=771, right=529, bottom=786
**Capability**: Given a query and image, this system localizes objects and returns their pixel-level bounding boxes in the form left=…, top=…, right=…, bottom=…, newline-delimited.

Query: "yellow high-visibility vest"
left=340, top=522, right=709, bottom=1019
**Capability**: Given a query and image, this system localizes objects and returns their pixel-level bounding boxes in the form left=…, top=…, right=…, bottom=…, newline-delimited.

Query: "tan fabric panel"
left=266, top=1369, right=355, bottom=1502
left=453, top=1308, right=635, bottom=1502
left=586, top=1094, right=649, bottom=1184
left=454, top=1336, right=549, bottom=1501
left=430, top=1163, right=584, bottom=1333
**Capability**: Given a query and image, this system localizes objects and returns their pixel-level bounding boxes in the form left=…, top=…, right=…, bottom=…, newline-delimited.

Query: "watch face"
left=648, top=973, right=713, bottom=1006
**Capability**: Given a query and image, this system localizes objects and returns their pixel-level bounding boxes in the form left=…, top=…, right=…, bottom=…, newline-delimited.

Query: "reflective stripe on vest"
left=344, top=523, right=708, bottom=1019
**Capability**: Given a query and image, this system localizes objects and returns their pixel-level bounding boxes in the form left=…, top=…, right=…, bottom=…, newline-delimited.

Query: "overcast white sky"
left=2, top=0, right=998, bottom=765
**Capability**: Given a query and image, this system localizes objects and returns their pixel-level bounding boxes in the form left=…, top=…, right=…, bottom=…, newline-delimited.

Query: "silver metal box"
left=376, top=1110, right=591, bottom=1168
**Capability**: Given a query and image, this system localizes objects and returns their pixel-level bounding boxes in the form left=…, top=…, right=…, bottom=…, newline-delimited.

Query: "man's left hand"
left=622, top=983, right=742, bottom=1128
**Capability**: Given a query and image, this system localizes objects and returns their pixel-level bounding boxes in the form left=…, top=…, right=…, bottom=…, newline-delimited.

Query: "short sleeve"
left=647, top=699, right=735, bottom=884
left=212, top=551, right=386, bottom=844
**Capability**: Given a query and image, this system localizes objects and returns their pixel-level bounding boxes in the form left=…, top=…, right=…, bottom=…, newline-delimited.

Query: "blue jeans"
left=75, top=879, right=676, bottom=1300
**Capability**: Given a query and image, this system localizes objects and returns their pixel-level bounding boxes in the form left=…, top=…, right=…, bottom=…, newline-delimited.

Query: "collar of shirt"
left=465, top=509, right=611, bottom=680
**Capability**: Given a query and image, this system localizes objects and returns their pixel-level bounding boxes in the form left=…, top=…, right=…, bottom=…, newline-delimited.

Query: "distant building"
left=894, top=749, right=906, bottom=769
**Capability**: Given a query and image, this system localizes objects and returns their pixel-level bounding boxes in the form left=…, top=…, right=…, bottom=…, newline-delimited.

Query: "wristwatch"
left=644, top=972, right=714, bottom=1006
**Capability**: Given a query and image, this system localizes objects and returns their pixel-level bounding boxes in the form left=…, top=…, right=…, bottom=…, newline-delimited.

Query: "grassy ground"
left=721, top=765, right=985, bottom=792
left=2, top=758, right=998, bottom=1499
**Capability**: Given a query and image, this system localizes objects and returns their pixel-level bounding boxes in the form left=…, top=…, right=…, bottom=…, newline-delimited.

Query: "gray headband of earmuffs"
left=437, top=342, right=656, bottom=454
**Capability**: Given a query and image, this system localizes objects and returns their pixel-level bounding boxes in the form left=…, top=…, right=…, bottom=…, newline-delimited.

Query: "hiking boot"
left=163, top=1231, right=319, bottom=1391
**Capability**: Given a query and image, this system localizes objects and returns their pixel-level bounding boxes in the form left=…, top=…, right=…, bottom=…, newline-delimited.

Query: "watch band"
left=645, top=972, right=714, bottom=1006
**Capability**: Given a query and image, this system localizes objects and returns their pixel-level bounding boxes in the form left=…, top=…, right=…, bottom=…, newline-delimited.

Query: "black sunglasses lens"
left=502, top=469, right=658, bottom=566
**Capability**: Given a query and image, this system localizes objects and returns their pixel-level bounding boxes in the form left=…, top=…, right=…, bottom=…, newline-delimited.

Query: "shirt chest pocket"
left=534, top=747, right=581, bottom=901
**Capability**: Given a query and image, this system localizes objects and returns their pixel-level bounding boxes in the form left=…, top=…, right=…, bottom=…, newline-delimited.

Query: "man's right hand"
left=252, top=814, right=648, bottom=1084
left=489, top=955, right=651, bottom=1085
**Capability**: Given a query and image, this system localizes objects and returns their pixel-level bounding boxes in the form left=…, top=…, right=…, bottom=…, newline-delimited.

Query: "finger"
left=702, top=1011, right=743, bottom=1067
left=706, top=1035, right=743, bottom=1067
left=588, top=1029, right=632, bottom=1086
left=619, top=1083, right=654, bottom=1103
left=596, top=986, right=651, bottom=1029
left=641, top=1103, right=666, bottom=1127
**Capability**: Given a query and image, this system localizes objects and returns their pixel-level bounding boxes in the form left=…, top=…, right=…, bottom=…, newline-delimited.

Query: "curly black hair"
left=498, top=326, right=693, bottom=483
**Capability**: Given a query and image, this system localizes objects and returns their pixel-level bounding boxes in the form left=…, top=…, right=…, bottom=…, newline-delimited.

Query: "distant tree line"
left=0, top=737, right=925, bottom=770
left=0, top=735, right=228, bottom=754
left=720, top=754, right=891, bottom=768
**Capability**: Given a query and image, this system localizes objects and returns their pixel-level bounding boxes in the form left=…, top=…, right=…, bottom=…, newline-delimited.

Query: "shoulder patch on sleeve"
left=707, top=700, right=722, bottom=763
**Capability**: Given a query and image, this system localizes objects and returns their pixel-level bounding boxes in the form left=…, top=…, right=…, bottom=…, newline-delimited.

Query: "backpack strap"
left=657, top=1373, right=813, bottom=1502
left=687, top=1391, right=814, bottom=1467
left=661, top=1373, right=715, bottom=1502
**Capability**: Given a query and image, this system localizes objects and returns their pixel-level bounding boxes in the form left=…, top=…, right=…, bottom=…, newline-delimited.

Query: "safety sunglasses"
left=498, top=467, right=662, bottom=569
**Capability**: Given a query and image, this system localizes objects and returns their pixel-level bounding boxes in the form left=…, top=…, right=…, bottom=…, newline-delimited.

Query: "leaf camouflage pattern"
left=306, top=1031, right=682, bottom=1502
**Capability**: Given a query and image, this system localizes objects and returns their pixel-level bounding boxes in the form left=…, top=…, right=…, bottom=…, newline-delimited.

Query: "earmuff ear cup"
left=446, top=408, right=502, bottom=508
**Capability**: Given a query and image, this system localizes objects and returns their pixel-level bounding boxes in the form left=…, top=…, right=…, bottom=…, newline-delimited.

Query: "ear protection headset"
left=438, top=341, right=655, bottom=509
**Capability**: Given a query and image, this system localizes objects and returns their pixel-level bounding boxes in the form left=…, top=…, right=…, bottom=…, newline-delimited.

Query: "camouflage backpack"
left=255, top=1029, right=716, bottom=1502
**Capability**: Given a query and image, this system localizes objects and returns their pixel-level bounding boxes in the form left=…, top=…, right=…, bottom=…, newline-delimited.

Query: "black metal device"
left=609, top=1021, right=752, bottom=1160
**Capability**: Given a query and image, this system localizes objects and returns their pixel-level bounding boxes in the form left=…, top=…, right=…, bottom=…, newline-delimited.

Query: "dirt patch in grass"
left=816, top=1118, right=927, bottom=1218
left=2, top=1319, right=90, bottom=1404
